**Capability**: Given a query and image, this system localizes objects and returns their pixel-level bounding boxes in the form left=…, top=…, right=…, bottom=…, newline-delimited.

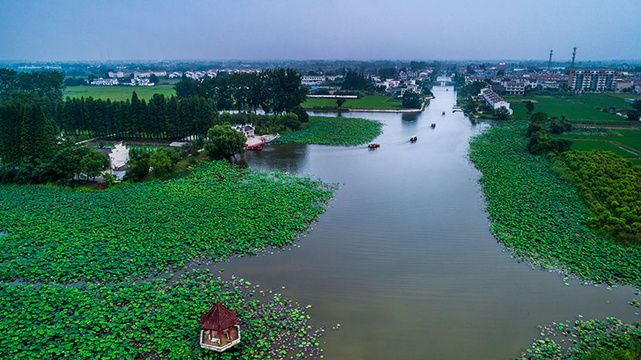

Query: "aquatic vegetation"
left=0, top=272, right=324, bottom=359
left=517, top=317, right=641, bottom=360
left=0, top=161, right=334, bottom=283
left=559, top=150, right=641, bottom=244
left=469, top=121, right=641, bottom=286
left=273, top=116, right=382, bottom=146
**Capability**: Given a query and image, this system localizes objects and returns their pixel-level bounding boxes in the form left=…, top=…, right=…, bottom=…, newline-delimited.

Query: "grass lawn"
left=554, top=127, right=641, bottom=161
left=64, top=85, right=176, bottom=101
left=303, top=95, right=404, bottom=110
left=506, top=93, right=632, bottom=122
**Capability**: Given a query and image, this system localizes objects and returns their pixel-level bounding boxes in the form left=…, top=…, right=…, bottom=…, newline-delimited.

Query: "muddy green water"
left=217, top=81, right=639, bottom=360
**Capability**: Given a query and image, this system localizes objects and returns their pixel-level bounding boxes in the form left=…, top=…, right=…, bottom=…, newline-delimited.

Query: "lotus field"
left=0, top=272, right=324, bottom=359
left=469, top=121, right=641, bottom=286
left=517, top=316, right=641, bottom=359
left=0, top=161, right=334, bottom=283
left=0, top=161, right=333, bottom=358
left=273, top=116, right=383, bottom=146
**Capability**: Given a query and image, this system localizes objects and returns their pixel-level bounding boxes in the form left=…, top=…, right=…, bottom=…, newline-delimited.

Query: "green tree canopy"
left=204, top=124, right=246, bottom=159
left=402, top=91, right=422, bottom=109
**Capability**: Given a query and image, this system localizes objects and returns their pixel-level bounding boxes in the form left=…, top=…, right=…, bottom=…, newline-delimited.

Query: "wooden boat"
left=246, top=144, right=262, bottom=151
left=368, top=143, right=380, bottom=149
left=410, top=136, right=417, bottom=142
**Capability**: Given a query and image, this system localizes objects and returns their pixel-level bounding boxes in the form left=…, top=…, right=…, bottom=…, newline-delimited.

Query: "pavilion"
left=199, top=302, right=241, bottom=352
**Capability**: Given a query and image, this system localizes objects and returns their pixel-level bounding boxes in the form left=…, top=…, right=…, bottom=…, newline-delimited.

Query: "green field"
left=64, top=85, right=176, bottom=101
left=302, top=95, right=404, bottom=110
left=553, top=128, right=641, bottom=160
left=506, top=94, right=632, bottom=122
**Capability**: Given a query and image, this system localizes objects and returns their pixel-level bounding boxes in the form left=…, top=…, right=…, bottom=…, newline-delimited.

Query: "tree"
left=204, top=124, right=246, bottom=159
left=495, top=106, right=510, bottom=120
left=525, top=101, right=535, bottom=115
left=336, top=98, right=346, bottom=108
left=80, top=148, right=109, bottom=180
left=280, top=113, right=301, bottom=131
left=402, top=91, right=422, bottom=109
left=527, top=131, right=553, bottom=155
left=289, top=105, right=309, bottom=123
left=549, top=116, right=573, bottom=134
left=149, top=74, right=159, bottom=85
left=51, top=147, right=83, bottom=181
left=341, top=71, right=371, bottom=91
left=149, top=148, right=173, bottom=177
left=628, top=109, right=640, bottom=122
left=126, top=158, right=150, bottom=181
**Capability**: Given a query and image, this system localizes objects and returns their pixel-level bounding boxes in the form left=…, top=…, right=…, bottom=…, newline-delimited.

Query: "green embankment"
left=302, top=95, right=403, bottom=110
left=506, top=94, right=632, bottom=122
left=274, top=116, right=383, bottom=146
left=64, top=85, right=176, bottom=101
left=0, top=161, right=334, bottom=359
left=469, top=121, right=641, bottom=285
left=470, top=122, right=641, bottom=359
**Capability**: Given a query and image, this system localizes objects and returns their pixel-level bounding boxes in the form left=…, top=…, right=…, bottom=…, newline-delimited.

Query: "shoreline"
left=308, top=96, right=431, bottom=114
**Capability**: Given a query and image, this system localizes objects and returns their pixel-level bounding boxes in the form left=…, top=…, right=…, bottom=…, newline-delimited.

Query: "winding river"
left=216, top=80, right=639, bottom=359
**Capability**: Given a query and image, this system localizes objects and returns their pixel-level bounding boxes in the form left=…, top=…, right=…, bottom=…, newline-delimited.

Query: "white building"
left=479, top=88, right=513, bottom=115
left=301, top=76, right=326, bottom=86
left=90, top=78, right=119, bottom=86
left=232, top=124, right=255, bottom=138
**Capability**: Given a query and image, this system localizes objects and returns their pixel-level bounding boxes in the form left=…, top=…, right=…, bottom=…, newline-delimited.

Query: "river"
left=216, top=80, right=639, bottom=360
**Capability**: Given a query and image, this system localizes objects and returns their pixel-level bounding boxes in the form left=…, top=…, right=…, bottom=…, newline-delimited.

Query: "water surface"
left=216, top=82, right=639, bottom=360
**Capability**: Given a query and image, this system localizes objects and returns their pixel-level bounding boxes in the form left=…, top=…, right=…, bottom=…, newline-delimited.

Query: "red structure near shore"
left=199, top=302, right=241, bottom=352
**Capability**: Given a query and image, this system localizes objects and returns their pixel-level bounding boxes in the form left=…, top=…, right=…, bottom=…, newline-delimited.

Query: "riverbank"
left=469, top=121, right=641, bottom=286
left=470, top=121, right=641, bottom=358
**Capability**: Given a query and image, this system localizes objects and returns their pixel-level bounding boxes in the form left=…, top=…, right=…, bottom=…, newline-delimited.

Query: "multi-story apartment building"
left=568, top=70, right=616, bottom=92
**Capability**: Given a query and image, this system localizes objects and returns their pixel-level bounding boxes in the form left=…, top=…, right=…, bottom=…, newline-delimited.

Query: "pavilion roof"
left=200, top=302, right=237, bottom=331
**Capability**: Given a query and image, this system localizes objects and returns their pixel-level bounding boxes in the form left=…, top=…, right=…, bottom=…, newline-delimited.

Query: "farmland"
left=506, top=94, right=633, bottom=122
left=552, top=128, right=641, bottom=164
left=64, top=85, right=176, bottom=101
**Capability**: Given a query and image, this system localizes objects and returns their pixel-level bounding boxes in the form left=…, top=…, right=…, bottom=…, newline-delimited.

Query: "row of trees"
left=174, top=68, right=307, bottom=114
left=57, top=93, right=218, bottom=141
left=0, top=68, right=65, bottom=100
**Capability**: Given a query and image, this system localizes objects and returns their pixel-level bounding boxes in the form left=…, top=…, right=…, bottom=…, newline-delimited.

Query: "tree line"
left=57, top=93, right=218, bottom=141
left=174, top=68, right=307, bottom=114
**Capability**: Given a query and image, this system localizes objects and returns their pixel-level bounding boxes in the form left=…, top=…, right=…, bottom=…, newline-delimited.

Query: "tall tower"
left=570, top=47, right=577, bottom=71
left=547, top=50, right=553, bottom=71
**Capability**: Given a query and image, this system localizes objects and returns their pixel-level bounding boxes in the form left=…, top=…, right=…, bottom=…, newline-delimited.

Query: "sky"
left=1, top=0, right=640, bottom=62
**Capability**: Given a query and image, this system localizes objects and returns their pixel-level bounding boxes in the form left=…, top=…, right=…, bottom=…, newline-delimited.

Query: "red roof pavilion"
left=201, top=302, right=237, bottom=332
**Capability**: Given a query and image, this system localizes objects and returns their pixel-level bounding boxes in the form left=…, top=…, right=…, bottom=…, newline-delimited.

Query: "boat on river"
left=368, top=143, right=380, bottom=149
left=246, top=144, right=262, bottom=151
left=410, top=136, right=417, bottom=142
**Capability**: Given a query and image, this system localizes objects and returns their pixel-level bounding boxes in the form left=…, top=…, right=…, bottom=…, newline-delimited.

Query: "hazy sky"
left=1, top=0, right=640, bottom=62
